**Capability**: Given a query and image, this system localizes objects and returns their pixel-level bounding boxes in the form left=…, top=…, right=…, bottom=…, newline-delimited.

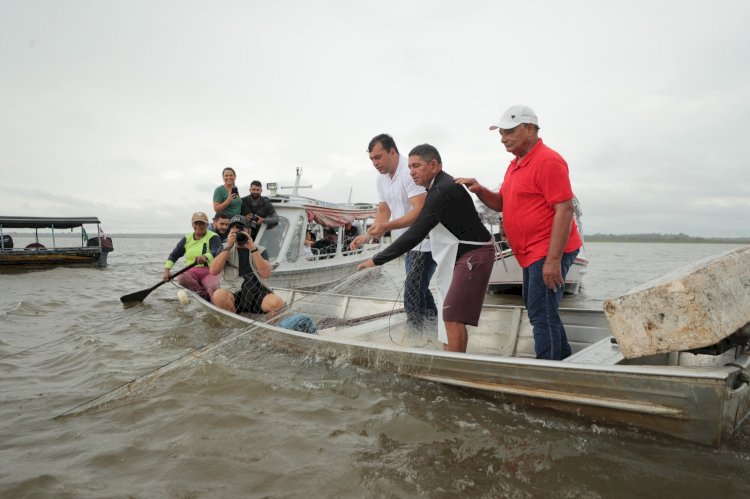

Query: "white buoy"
left=177, top=290, right=190, bottom=305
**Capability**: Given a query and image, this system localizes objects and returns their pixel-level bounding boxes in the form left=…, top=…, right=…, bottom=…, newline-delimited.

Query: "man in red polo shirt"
left=456, top=105, right=582, bottom=360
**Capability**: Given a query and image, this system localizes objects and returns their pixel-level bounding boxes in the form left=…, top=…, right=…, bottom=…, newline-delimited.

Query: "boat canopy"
left=0, top=216, right=102, bottom=229
left=304, top=203, right=376, bottom=228
left=270, top=195, right=377, bottom=228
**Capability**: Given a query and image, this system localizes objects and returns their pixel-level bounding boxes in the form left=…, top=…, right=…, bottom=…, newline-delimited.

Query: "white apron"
left=429, top=223, right=496, bottom=344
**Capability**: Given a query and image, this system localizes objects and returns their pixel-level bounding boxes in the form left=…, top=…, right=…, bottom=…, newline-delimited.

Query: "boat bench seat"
left=563, top=337, right=624, bottom=365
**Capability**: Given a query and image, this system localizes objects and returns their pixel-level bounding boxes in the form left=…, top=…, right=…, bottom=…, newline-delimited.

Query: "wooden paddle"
left=120, top=262, right=198, bottom=304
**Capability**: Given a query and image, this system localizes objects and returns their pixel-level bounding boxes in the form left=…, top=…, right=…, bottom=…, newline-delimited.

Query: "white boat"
left=251, top=171, right=385, bottom=289
left=489, top=245, right=589, bottom=294
left=487, top=198, right=589, bottom=294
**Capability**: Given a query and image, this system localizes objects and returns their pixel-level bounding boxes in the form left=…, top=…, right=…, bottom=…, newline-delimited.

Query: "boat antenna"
left=279, top=166, right=312, bottom=196
left=347, top=187, right=353, bottom=204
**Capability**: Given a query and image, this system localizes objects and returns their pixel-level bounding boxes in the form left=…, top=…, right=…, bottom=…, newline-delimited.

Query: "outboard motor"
left=88, top=236, right=114, bottom=252
left=1, top=234, right=12, bottom=249
left=88, top=236, right=114, bottom=267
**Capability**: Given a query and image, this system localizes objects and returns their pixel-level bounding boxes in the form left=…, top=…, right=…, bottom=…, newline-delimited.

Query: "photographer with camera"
left=240, top=180, right=279, bottom=239
left=209, top=215, right=285, bottom=315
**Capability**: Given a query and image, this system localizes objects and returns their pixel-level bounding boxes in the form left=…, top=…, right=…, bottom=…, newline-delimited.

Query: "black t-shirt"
left=372, top=170, right=491, bottom=266
left=237, top=248, right=252, bottom=277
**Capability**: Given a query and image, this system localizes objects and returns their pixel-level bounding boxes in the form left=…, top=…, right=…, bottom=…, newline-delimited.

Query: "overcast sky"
left=1, top=1, right=748, bottom=236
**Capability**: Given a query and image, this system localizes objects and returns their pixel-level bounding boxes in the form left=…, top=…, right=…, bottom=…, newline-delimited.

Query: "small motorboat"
left=0, top=216, right=113, bottom=268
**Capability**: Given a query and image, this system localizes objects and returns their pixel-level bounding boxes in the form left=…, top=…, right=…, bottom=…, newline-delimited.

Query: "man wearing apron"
left=357, top=144, right=495, bottom=353
left=456, top=105, right=583, bottom=360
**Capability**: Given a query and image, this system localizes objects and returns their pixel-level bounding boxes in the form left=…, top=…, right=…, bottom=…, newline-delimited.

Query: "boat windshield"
left=284, top=215, right=305, bottom=263
left=257, top=217, right=289, bottom=262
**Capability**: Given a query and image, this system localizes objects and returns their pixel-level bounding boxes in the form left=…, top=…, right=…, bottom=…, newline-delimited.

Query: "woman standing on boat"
left=213, top=167, right=242, bottom=217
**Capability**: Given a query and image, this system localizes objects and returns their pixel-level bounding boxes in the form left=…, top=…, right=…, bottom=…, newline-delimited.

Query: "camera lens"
left=236, top=232, right=248, bottom=244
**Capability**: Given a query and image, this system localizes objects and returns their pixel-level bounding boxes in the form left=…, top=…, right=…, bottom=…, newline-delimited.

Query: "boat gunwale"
left=189, top=289, right=740, bottom=382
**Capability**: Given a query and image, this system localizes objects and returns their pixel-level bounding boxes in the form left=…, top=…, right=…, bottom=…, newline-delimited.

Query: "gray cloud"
left=1, top=0, right=748, bottom=236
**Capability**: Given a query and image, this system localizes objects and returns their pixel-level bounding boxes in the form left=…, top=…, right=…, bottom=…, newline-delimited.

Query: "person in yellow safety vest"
left=163, top=212, right=223, bottom=300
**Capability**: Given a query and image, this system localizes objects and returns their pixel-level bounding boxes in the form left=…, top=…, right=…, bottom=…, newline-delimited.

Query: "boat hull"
left=0, top=248, right=107, bottom=267
left=188, top=290, right=750, bottom=446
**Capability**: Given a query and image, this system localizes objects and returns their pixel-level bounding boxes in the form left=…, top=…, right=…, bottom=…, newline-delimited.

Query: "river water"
left=1, top=240, right=749, bottom=498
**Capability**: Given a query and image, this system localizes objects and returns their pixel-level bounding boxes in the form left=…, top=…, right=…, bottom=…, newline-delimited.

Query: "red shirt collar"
left=510, top=138, right=544, bottom=171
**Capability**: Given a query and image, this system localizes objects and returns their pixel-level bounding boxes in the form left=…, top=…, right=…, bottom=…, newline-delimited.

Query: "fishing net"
left=56, top=244, right=444, bottom=418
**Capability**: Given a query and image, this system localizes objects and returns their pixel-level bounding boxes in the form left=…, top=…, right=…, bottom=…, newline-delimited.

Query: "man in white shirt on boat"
left=350, top=133, right=437, bottom=329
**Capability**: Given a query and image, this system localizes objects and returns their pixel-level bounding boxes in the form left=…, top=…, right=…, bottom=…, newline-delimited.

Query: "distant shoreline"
left=584, top=234, right=750, bottom=244
left=114, top=233, right=750, bottom=243
left=4, top=232, right=749, bottom=244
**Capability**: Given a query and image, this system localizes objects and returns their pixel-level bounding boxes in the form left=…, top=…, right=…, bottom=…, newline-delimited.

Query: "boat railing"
left=269, top=194, right=377, bottom=212
left=300, top=246, right=371, bottom=262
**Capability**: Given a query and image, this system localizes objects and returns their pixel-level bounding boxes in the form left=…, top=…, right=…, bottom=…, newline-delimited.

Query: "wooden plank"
left=604, top=246, right=750, bottom=358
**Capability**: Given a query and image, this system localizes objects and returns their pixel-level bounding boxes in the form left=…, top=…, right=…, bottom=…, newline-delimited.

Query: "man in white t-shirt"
left=350, top=133, right=437, bottom=327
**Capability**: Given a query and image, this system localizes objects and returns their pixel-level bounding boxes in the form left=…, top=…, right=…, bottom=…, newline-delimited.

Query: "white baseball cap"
left=489, top=105, right=539, bottom=131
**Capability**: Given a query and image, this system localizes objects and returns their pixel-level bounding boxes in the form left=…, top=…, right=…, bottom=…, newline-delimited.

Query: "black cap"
left=228, top=215, right=248, bottom=229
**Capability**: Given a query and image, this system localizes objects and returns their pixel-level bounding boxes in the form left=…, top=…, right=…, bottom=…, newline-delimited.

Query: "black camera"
left=247, top=214, right=260, bottom=231
left=235, top=231, right=249, bottom=244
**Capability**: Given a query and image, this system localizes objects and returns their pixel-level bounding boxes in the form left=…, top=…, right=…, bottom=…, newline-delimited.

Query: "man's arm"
left=163, top=237, right=187, bottom=281
left=374, top=202, right=390, bottom=224
left=370, top=190, right=441, bottom=266
left=208, top=234, right=223, bottom=257
left=454, top=178, right=503, bottom=212
left=244, top=234, right=272, bottom=279
left=209, top=245, right=229, bottom=275
left=350, top=202, right=390, bottom=249
left=252, top=250, right=272, bottom=278
left=257, top=199, right=279, bottom=226
left=367, top=193, right=425, bottom=239
left=542, top=199, right=575, bottom=291
left=210, top=232, right=236, bottom=276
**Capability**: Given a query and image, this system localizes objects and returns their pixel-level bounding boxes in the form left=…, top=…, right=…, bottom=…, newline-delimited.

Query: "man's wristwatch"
left=250, top=248, right=258, bottom=253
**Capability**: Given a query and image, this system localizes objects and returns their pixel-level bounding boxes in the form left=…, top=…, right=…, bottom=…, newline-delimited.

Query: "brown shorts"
left=442, top=244, right=495, bottom=326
